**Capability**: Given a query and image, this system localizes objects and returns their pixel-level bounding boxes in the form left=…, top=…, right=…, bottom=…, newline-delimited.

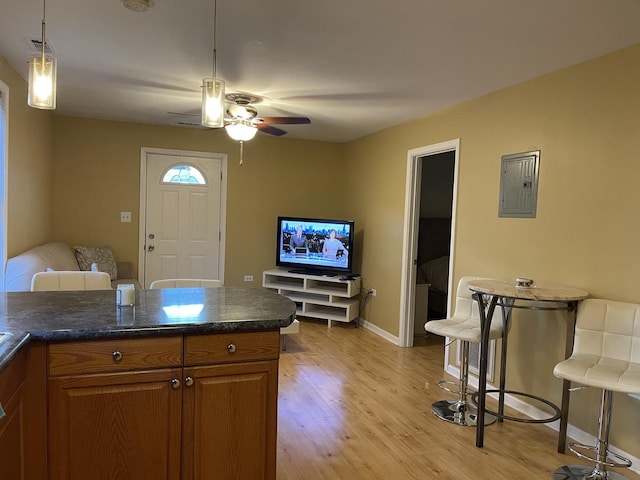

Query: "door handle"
left=148, top=245, right=155, bottom=252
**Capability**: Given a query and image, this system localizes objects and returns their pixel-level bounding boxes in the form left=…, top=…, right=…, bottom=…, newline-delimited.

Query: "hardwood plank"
left=276, top=320, right=640, bottom=480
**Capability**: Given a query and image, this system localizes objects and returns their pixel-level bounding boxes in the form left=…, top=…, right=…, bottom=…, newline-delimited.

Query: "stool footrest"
left=568, top=442, right=632, bottom=469
left=437, top=379, right=475, bottom=397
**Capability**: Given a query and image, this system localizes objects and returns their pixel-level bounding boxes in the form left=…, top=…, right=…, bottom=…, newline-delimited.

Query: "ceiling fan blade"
left=258, top=116, right=311, bottom=125
left=257, top=124, right=288, bottom=136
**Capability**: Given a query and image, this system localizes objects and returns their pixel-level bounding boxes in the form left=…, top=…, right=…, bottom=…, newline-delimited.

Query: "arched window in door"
left=161, top=164, right=207, bottom=185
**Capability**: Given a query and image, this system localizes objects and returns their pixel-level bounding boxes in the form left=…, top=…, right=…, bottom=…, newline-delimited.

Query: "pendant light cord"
left=212, top=0, right=217, bottom=79
left=41, top=0, right=47, bottom=64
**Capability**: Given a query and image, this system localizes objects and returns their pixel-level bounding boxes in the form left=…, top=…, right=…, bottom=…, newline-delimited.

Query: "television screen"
left=276, top=216, right=355, bottom=275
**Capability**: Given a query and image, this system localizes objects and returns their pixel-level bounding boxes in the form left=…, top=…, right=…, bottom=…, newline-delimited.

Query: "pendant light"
left=201, top=0, right=225, bottom=127
left=28, top=0, right=56, bottom=109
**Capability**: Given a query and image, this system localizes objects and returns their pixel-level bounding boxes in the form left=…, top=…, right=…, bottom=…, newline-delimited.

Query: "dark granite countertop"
left=0, top=287, right=296, bottom=372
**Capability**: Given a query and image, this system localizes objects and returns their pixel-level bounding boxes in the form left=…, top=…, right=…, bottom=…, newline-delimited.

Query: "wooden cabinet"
left=182, top=361, right=279, bottom=480
left=0, top=348, right=28, bottom=480
left=182, top=331, right=279, bottom=480
left=48, top=331, right=280, bottom=480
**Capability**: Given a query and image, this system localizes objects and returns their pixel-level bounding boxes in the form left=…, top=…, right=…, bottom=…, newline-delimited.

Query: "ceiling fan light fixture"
left=225, top=119, right=258, bottom=142
left=28, top=0, right=56, bottom=109
left=201, top=78, right=225, bottom=128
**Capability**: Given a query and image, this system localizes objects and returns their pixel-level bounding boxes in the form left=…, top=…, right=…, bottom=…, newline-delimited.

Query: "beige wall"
left=0, top=56, right=54, bottom=256
left=52, top=116, right=346, bottom=284
left=346, top=43, right=640, bottom=456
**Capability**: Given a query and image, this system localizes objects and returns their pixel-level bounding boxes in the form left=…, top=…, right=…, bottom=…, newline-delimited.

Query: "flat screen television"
left=276, top=216, right=355, bottom=276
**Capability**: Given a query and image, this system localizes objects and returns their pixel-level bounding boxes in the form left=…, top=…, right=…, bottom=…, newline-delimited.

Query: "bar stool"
left=552, top=298, right=640, bottom=480
left=424, top=276, right=504, bottom=427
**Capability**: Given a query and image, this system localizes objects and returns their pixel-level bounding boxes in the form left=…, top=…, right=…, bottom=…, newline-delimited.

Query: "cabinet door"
left=182, top=361, right=279, bottom=480
left=0, top=381, right=27, bottom=480
left=49, top=368, right=183, bottom=480
left=0, top=347, right=28, bottom=480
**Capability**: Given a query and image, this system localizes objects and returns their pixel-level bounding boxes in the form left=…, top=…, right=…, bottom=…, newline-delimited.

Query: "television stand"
left=263, top=268, right=361, bottom=327
left=288, top=269, right=337, bottom=277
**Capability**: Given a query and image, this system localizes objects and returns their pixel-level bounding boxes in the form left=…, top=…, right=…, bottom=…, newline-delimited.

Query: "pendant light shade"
left=28, top=0, right=56, bottom=110
left=28, top=54, right=57, bottom=109
left=225, top=119, right=258, bottom=141
left=201, top=78, right=225, bottom=127
left=201, top=0, right=225, bottom=128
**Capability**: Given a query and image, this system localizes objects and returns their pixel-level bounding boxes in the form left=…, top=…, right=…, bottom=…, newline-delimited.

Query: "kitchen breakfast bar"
left=0, top=287, right=296, bottom=480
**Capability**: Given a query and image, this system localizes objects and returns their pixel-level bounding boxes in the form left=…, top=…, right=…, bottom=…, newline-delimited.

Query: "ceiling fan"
left=224, top=93, right=311, bottom=139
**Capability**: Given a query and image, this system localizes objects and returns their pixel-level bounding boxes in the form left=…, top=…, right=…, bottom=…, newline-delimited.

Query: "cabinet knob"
left=184, top=376, right=194, bottom=387
left=112, top=351, right=123, bottom=362
left=171, top=379, right=181, bottom=389
left=227, top=343, right=237, bottom=354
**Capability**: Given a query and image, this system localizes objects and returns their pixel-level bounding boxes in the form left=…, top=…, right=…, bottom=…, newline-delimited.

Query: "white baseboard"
left=358, top=317, right=400, bottom=345
left=444, top=364, right=640, bottom=475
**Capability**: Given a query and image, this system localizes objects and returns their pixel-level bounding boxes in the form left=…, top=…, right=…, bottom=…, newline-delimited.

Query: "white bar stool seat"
left=552, top=298, right=640, bottom=480
left=149, top=279, right=224, bottom=289
left=31, top=271, right=112, bottom=291
left=424, top=276, right=504, bottom=427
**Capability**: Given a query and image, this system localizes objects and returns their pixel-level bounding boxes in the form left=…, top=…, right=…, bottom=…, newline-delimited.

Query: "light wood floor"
left=276, top=319, right=640, bottom=480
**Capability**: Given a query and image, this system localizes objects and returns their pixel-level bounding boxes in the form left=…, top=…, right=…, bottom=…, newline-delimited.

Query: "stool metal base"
left=553, top=464, right=628, bottom=480
left=431, top=399, right=497, bottom=427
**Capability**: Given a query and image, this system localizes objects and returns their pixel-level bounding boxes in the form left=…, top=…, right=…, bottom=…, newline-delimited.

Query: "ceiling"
left=2, top=0, right=640, bottom=143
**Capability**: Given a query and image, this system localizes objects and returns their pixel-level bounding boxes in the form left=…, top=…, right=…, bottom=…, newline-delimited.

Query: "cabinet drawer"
left=185, top=331, right=279, bottom=365
left=48, top=336, right=183, bottom=376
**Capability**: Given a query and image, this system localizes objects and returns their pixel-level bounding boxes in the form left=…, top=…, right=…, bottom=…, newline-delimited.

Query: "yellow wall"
left=346, top=43, right=640, bottom=456
left=0, top=56, right=54, bottom=256
left=52, top=116, right=346, bottom=284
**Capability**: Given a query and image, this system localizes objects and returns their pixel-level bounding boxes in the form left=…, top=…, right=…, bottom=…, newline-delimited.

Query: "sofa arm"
left=117, top=261, right=134, bottom=280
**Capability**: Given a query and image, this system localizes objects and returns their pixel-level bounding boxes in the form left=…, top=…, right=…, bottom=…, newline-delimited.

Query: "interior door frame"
left=398, top=139, right=460, bottom=347
left=138, top=147, right=228, bottom=288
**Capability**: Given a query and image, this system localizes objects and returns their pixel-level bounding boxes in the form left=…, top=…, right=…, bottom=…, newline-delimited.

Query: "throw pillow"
left=74, top=246, right=118, bottom=280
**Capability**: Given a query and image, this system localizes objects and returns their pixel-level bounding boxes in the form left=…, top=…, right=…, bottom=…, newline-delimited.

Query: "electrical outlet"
left=120, top=212, right=132, bottom=223
left=243, top=275, right=254, bottom=282
left=370, top=288, right=377, bottom=297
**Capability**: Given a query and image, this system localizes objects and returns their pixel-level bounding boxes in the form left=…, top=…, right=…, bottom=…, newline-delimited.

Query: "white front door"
left=141, top=149, right=226, bottom=288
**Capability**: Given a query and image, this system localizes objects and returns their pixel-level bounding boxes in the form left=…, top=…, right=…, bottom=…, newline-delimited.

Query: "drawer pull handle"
left=227, top=343, right=237, bottom=353
left=171, top=379, right=181, bottom=389
left=184, top=376, right=194, bottom=387
left=112, top=351, right=123, bottom=362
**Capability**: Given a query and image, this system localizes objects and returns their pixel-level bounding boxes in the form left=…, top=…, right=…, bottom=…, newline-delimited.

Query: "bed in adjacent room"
left=416, top=217, right=451, bottom=319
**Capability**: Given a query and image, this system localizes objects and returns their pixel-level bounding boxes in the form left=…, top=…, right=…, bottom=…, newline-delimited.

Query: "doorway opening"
left=399, top=139, right=459, bottom=348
